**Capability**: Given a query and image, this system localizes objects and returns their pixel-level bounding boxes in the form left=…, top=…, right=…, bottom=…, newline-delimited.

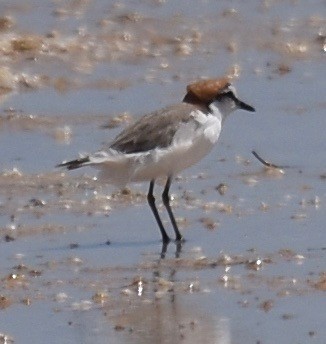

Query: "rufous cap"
left=186, top=77, right=230, bottom=102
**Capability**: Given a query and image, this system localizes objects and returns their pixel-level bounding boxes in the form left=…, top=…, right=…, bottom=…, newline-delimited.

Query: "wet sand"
left=0, top=0, right=325, bottom=343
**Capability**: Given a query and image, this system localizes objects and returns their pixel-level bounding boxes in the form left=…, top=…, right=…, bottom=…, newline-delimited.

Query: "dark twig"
left=252, top=151, right=287, bottom=169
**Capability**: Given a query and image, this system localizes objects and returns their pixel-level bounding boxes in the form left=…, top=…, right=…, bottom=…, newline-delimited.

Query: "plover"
left=57, top=77, right=255, bottom=243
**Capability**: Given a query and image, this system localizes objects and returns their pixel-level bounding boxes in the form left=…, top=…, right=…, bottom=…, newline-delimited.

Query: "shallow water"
left=0, top=0, right=325, bottom=343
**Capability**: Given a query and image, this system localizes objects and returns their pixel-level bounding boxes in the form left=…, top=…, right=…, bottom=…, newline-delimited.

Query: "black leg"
left=162, top=176, right=183, bottom=242
left=147, top=180, right=170, bottom=243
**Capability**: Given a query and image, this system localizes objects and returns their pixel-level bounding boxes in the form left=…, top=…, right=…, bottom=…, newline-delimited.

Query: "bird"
left=57, top=77, right=255, bottom=244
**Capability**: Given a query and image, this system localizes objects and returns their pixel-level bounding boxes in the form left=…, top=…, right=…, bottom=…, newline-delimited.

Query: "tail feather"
left=56, top=156, right=90, bottom=170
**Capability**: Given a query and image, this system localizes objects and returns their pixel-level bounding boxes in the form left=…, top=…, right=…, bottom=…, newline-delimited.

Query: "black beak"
left=227, top=91, right=255, bottom=112
left=237, top=99, right=255, bottom=112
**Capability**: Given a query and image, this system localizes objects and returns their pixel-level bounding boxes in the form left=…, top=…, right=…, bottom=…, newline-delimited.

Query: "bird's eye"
left=216, top=91, right=234, bottom=101
left=224, top=91, right=233, bottom=98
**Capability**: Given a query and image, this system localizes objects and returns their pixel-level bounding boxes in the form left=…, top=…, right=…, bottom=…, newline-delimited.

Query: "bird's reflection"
left=105, top=246, right=230, bottom=344
left=160, top=240, right=183, bottom=259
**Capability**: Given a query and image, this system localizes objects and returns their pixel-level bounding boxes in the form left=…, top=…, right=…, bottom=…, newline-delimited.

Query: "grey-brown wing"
left=109, top=103, right=197, bottom=154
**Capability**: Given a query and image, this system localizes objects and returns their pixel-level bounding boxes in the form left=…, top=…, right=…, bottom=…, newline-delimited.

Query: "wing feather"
left=110, top=103, right=199, bottom=154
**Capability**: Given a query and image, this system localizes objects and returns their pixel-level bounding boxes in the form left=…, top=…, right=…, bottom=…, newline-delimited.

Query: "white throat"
left=208, top=99, right=237, bottom=124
